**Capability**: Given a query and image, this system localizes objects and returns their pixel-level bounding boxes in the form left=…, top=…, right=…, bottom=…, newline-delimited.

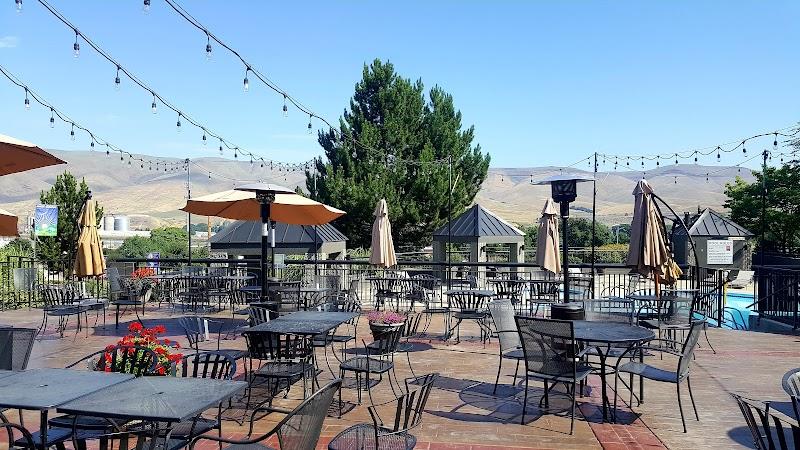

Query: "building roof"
left=433, top=204, right=524, bottom=241
left=210, top=220, right=347, bottom=248
left=676, top=208, right=753, bottom=238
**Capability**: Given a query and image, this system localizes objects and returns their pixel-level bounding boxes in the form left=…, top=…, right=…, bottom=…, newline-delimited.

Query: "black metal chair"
left=38, top=285, right=89, bottom=338
left=328, top=373, right=438, bottom=450
left=242, top=331, right=318, bottom=408
left=366, top=312, right=424, bottom=378
left=781, top=368, right=800, bottom=421
left=339, top=326, right=404, bottom=409
left=189, top=379, right=341, bottom=450
left=408, top=275, right=448, bottom=336
left=0, top=327, right=36, bottom=371
left=613, top=320, right=704, bottom=433
left=487, top=300, right=523, bottom=394
left=732, top=393, right=800, bottom=450
left=248, top=303, right=280, bottom=326
left=312, top=295, right=361, bottom=373
left=528, top=279, right=560, bottom=317
left=515, top=316, right=592, bottom=434
left=446, top=291, right=492, bottom=344
left=109, top=273, right=146, bottom=329
left=178, top=316, right=248, bottom=374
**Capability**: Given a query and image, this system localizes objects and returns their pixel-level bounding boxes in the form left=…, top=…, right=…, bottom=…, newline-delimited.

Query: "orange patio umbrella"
left=0, top=134, right=66, bottom=176
left=0, top=209, right=19, bottom=237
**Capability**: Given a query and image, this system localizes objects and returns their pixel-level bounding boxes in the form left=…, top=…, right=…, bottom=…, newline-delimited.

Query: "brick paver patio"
left=1, top=304, right=795, bottom=449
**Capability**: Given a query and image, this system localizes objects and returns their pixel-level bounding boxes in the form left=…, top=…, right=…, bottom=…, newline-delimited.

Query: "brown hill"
left=0, top=150, right=753, bottom=228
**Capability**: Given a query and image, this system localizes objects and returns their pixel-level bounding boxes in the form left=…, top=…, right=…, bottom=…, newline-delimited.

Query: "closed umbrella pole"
left=536, top=198, right=560, bottom=274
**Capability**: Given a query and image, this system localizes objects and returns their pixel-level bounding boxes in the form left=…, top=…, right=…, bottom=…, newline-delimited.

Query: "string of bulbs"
left=0, top=63, right=186, bottom=171
left=25, top=0, right=316, bottom=173
left=143, top=0, right=453, bottom=167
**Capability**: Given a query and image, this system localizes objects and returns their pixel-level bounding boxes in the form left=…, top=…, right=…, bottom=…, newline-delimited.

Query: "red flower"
left=153, top=325, right=167, bottom=334
left=128, top=322, right=143, bottom=333
left=154, top=347, right=167, bottom=355
left=157, top=366, right=166, bottom=375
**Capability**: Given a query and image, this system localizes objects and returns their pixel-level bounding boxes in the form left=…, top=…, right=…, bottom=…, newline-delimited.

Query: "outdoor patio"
left=1, top=303, right=794, bottom=450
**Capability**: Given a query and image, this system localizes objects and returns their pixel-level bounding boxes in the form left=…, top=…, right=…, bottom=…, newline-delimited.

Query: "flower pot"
left=369, top=321, right=405, bottom=341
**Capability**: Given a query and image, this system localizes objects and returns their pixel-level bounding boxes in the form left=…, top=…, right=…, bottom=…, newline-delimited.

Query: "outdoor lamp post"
left=533, top=174, right=594, bottom=302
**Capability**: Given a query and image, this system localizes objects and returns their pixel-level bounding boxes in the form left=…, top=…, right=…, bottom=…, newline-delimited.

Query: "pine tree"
left=307, top=59, right=490, bottom=249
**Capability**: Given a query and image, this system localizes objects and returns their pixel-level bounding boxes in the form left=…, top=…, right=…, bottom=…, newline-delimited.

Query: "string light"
left=219, top=139, right=223, bottom=155
left=176, top=113, right=182, bottom=132
left=151, top=93, right=157, bottom=114
left=243, top=67, right=249, bottom=92
left=69, top=123, right=75, bottom=141
left=204, top=32, right=212, bottom=60
left=89, top=140, right=94, bottom=151
left=72, top=29, right=80, bottom=58
left=742, top=142, right=746, bottom=154
left=142, top=0, right=150, bottom=13
left=201, top=129, right=207, bottom=145
left=15, top=0, right=22, bottom=12
left=282, top=95, right=288, bottom=117
left=49, top=108, right=55, bottom=128
left=308, top=115, right=313, bottom=134
left=24, top=89, right=29, bottom=109
left=114, top=66, right=121, bottom=90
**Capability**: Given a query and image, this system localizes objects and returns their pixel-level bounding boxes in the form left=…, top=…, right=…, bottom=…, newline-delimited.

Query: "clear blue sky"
left=1, top=1, right=798, bottom=169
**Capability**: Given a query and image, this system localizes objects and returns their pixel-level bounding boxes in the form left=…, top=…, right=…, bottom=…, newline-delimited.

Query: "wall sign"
left=707, top=239, right=734, bottom=265
left=34, top=204, right=58, bottom=237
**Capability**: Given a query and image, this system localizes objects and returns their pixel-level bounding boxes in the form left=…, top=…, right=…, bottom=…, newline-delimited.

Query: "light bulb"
left=243, top=75, right=249, bottom=92
left=176, top=114, right=182, bottom=132
left=73, top=32, right=80, bottom=58
left=114, top=67, right=121, bottom=90
left=151, top=98, right=157, bottom=114
left=15, top=0, right=22, bottom=12
left=70, top=125, right=75, bottom=141
left=24, top=95, right=29, bottom=110
left=106, top=149, right=110, bottom=157
left=49, top=110, right=55, bottom=128
left=202, top=133, right=207, bottom=145
left=308, top=115, right=313, bottom=134
left=205, top=41, right=212, bottom=60
left=219, top=140, right=223, bottom=155
left=282, top=95, right=288, bottom=117
left=234, top=148, right=238, bottom=158
left=90, top=141, right=95, bottom=151
left=143, top=0, right=150, bottom=13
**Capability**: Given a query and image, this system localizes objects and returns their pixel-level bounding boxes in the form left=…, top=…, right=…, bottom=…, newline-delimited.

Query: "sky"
left=0, top=0, right=798, bottom=170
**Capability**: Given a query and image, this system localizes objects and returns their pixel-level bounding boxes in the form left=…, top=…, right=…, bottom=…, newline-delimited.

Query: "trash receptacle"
left=550, top=303, right=585, bottom=320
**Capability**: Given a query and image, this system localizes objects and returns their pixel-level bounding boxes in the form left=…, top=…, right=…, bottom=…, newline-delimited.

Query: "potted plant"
left=129, top=268, right=156, bottom=303
left=97, top=322, right=183, bottom=375
left=366, top=310, right=406, bottom=341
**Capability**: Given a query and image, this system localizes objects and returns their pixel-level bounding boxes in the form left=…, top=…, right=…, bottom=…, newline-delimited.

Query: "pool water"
left=721, top=292, right=756, bottom=329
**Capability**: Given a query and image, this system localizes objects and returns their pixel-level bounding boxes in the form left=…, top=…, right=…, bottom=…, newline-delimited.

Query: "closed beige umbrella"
left=74, top=197, right=105, bottom=277
left=0, top=209, right=18, bottom=236
left=536, top=198, right=560, bottom=274
left=626, top=179, right=681, bottom=289
left=369, top=199, right=397, bottom=268
left=181, top=188, right=344, bottom=225
left=0, top=134, right=66, bottom=176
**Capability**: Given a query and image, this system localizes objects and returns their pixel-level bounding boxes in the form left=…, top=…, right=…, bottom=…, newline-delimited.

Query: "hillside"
left=0, top=150, right=754, bottom=229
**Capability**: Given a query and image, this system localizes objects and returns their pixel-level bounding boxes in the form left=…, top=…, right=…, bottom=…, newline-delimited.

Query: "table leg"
left=596, top=345, right=610, bottom=423
left=39, top=410, right=48, bottom=450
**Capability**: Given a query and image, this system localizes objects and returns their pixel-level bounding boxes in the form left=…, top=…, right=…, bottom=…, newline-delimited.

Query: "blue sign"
left=34, top=204, right=58, bottom=237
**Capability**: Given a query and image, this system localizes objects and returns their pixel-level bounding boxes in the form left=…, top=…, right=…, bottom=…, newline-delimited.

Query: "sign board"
left=33, top=204, right=58, bottom=237
left=274, top=253, right=286, bottom=269
left=146, top=252, right=160, bottom=268
left=707, top=239, right=734, bottom=265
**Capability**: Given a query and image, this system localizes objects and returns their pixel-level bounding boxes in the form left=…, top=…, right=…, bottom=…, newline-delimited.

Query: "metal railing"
left=754, top=265, right=800, bottom=329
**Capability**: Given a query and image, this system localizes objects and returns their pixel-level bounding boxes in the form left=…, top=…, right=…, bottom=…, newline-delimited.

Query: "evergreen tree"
left=307, top=59, right=490, bottom=249
left=37, top=172, right=103, bottom=270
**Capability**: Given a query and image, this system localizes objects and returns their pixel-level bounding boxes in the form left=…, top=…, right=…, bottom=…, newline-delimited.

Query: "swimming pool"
left=721, top=292, right=756, bottom=329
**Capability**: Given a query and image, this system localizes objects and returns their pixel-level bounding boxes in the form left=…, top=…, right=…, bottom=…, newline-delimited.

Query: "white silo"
left=114, top=216, right=130, bottom=232
left=103, top=215, right=115, bottom=231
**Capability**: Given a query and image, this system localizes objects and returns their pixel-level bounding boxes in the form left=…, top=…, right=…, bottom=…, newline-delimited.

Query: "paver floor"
left=1, top=304, right=796, bottom=449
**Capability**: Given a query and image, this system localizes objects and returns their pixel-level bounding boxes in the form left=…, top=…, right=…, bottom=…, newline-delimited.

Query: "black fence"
left=754, top=265, right=800, bottom=329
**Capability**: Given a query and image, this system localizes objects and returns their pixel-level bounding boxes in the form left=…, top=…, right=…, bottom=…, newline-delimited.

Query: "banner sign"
left=707, top=239, right=734, bottom=265
left=146, top=252, right=160, bottom=268
left=34, top=204, right=58, bottom=237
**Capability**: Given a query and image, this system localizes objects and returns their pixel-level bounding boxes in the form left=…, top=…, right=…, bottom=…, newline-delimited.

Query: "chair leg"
left=405, top=351, right=416, bottom=378
left=570, top=382, right=576, bottom=435
left=493, top=354, right=503, bottom=395
left=686, top=376, right=700, bottom=421
left=702, top=325, right=716, bottom=354
left=676, top=383, right=687, bottom=433
left=521, top=376, right=528, bottom=425
left=513, top=359, right=520, bottom=388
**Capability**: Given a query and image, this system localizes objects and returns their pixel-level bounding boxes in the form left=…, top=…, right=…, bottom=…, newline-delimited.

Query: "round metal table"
left=572, top=320, right=655, bottom=422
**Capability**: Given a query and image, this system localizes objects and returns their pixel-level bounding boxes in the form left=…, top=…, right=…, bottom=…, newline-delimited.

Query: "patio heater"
left=235, top=183, right=294, bottom=302
left=533, top=174, right=594, bottom=302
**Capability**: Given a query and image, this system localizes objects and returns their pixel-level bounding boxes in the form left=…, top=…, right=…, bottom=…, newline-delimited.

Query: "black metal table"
left=571, top=321, right=655, bottom=422
left=0, top=368, right=134, bottom=448
left=247, top=311, right=359, bottom=336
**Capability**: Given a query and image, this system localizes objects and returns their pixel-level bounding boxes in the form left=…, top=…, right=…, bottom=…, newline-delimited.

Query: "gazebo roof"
left=211, top=220, right=347, bottom=249
left=433, top=204, right=523, bottom=242
left=675, top=208, right=753, bottom=238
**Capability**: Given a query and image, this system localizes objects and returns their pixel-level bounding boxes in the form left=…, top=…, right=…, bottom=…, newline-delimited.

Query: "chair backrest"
left=274, top=379, right=341, bottom=450
left=178, top=316, right=212, bottom=349
left=0, top=327, right=36, bottom=371
left=732, top=393, right=800, bottom=450
left=449, top=291, right=488, bottom=312
left=401, top=312, right=424, bottom=339
left=244, top=332, right=312, bottom=362
left=514, top=316, right=577, bottom=379
left=39, top=285, right=74, bottom=308
left=368, top=326, right=404, bottom=355
left=582, top=298, right=634, bottom=324
left=180, top=351, right=235, bottom=380
left=0, top=422, right=37, bottom=449
left=369, top=373, right=438, bottom=438
left=107, top=267, right=122, bottom=294
left=248, top=304, right=279, bottom=326
left=677, top=320, right=705, bottom=380
left=488, top=299, right=520, bottom=353
left=12, top=268, right=36, bottom=292
left=782, top=368, right=800, bottom=397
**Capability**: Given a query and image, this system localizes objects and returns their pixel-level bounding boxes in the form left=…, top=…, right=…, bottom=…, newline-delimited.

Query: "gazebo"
left=210, top=220, right=348, bottom=260
left=671, top=208, right=753, bottom=269
left=432, top=204, right=525, bottom=280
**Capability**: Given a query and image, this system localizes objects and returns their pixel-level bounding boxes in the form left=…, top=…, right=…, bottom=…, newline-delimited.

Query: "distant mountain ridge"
left=0, top=149, right=753, bottom=229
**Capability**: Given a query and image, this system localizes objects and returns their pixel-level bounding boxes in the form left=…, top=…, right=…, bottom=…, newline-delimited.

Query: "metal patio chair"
left=613, top=320, right=704, bottom=433
left=38, top=284, right=89, bottom=337
left=243, top=331, right=318, bottom=408
left=328, top=373, right=438, bottom=450
left=487, top=300, right=524, bottom=394
left=189, top=379, right=341, bottom=450
left=178, top=316, right=249, bottom=377
left=339, top=326, right=404, bottom=410
left=732, top=393, right=800, bottom=450
left=515, top=316, right=592, bottom=434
